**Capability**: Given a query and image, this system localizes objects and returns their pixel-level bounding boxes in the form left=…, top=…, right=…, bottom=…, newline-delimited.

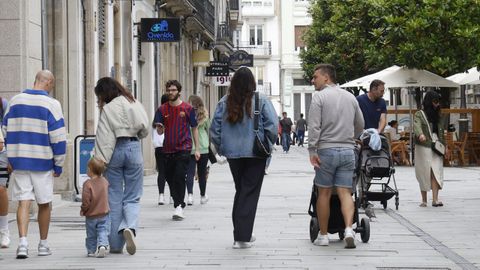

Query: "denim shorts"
left=314, top=147, right=355, bottom=188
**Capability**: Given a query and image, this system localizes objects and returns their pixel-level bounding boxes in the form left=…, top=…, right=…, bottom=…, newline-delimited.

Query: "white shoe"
left=158, top=194, right=165, bottom=205
left=313, top=234, right=329, bottom=246
left=0, top=229, right=10, bottom=248
left=232, top=241, right=252, bottom=249
left=200, top=195, right=209, bottom=204
left=187, top=194, right=194, bottom=205
left=172, top=206, right=184, bottom=220
left=169, top=196, right=174, bottom=204
left=123, top=229, right=136, bottom=255
left=95, top=245, right=107, bottom=258
left=344, top=227, right=356, bottom=249
left=264, top=169, right=269, bottom=175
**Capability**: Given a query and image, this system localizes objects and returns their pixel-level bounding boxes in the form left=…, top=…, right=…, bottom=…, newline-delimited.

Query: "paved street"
left=0, top=145, right=479, bottom=270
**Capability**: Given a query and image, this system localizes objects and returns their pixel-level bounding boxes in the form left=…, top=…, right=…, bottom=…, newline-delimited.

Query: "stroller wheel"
left=338, top=231, right=345, bottom=240
left=309, top=217, right=319, bottom=243
left=395, top=197, right=399, bottom=210
left=382, top=200, right=387, bottom=209
left=360, top=218, right=370, bottom=243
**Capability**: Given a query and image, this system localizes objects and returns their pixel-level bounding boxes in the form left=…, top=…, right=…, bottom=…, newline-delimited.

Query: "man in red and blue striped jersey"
left=154, top=80, right=200, bottom=221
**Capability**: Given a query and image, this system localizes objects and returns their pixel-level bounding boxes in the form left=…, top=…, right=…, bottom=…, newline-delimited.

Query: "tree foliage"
left=300, top=0, right=480, bottom=83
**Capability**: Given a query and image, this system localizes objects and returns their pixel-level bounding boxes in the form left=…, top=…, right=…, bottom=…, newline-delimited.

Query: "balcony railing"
left=188, top=0, right=215, bottom=36
left=230, top=0, right=239, bottom=10
left=217, top=23, right=233, bottom=43
left=235, top=41, right=272, bottom=57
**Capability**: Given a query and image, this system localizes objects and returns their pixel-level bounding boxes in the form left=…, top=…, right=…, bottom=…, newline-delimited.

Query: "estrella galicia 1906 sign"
left=141, top=18, right=181, bottom=42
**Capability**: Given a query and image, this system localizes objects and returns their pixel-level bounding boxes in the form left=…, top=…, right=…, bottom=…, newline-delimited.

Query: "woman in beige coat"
left=413, top=90, right=449, bottom=207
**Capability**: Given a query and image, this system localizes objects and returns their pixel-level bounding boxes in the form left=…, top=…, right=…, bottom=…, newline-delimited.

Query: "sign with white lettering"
left=141, top=18, right=180, bottom=42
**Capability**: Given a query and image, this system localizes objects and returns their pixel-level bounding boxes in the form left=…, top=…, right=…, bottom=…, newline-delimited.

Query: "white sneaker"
left=123, top=229, right=136, bottom=255
left=0, top=229, right=10, bottom=248
left=187, top=194, right=194, bottom=205
left=95, top=245, right=107, bottom=258
left=344, top=227, right=356, bottom=249
left=200, top=195, right=209, bottom=204
left=232, top=241, right=252, bottom=249
left=172, top=206, right=184, bottom=220
left=158, top=194, right=165, bottom=205
left=38, top=243, right=52, bottom=256
left=169, top=196, right=174, bottom=204
left=313, top=234, right=329, bottom=246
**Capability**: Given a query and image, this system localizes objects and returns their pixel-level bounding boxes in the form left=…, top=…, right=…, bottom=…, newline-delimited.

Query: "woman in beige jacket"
left=413, top=90, right=449, bottom=207
left=93, top=77, right=149, bottom=255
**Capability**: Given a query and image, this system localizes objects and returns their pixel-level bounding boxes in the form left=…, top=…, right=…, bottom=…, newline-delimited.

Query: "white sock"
left=0, top=215, right=8, bottom=230
left=19, top=237, right=28, bottom=246
left=39, top=239, right=48, bottom=246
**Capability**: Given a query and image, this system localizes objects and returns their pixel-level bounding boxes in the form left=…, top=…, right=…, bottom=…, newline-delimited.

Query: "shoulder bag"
left=420, top=110, right=445, bottom=156
left=252, top=92, right=272, bottom=158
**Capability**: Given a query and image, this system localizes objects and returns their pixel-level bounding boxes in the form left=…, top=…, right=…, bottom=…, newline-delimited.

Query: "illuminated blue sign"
left=141, top=18, right=180, bottom=42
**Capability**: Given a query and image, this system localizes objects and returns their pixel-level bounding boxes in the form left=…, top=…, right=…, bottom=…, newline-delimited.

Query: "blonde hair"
left=88, top=157, right=105, bottom=176
left=188, top=95, right=208, bottom=124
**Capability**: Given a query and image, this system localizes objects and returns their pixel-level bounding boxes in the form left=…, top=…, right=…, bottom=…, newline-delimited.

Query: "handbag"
left=420, top=111, right=445, bottom=156
left=208, top=143, right=217, bottom=164
left=252, top=92, right=272, bottom=158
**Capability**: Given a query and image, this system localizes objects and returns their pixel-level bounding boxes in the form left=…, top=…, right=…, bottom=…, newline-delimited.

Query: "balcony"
left=235, top=41, right=271, bottom=58
left=215, top=23, right=234, bottom=53
left=187, top=0, right=215, bottom=40
left=257, top=82, right=272, bottom=96
left=163, top=0, right=215, bottom=41
left=241, top=0, right=274, bottom=17
left=230, top=0, right=240, bottom=22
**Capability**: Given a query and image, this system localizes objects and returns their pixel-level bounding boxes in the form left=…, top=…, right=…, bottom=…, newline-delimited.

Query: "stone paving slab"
left=0, top=145, right=478, bottom=269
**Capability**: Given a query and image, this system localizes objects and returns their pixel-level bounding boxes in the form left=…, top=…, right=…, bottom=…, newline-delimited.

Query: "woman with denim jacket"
left=210, top=67, right=278, bottom=249
left=413, top=90, right=449, bottom=208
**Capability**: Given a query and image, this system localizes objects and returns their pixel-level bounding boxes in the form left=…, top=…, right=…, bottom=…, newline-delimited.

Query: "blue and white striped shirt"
left=2, top=89, right=66, bottom=175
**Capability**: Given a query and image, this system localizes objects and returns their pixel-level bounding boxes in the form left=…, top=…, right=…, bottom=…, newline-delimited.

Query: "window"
left=249, top=25, right=263, bottom=45
left=293, top=78, right=310, bottom=86
left=295, top=25, right=308, bottom=51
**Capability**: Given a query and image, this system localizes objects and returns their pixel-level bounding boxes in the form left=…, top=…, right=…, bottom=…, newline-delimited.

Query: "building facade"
left=0, top=0, right=230, bottom=198
left=280, top=0, right=313, bottom=121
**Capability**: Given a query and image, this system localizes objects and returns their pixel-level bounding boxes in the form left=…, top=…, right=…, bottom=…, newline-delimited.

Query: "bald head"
left=34, top=70, right=55, bottom=91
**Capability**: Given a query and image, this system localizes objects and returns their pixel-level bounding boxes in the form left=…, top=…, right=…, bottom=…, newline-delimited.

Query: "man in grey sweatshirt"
left=308, top=64, right=364, bottom=248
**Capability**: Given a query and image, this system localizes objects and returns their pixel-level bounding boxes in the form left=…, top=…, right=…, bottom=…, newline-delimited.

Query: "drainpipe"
left=81, top=0, right=87, bottom=134
left=41, top=0, right=48, bottom=69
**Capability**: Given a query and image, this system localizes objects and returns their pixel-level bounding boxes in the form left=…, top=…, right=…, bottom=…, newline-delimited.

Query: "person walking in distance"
left=94, top=77, right=149, bottom=255
left=2, top=70, right=67, bottom=259
left=154, top=80, right=200, bottom=220
left=210, top=67, right=278, bottom=249
left=153, top=94, right=170, bottom=205
left=0, top=96, right=10, bottom=249
left=80, top=157, right=109, bottom=258
left=185, top=95, right=210, bottom=205
left=296, top=113, right=307, bottom=147
left=280, top=112, right=293, bottom=153
left=308, top=64, right=364, bottom=248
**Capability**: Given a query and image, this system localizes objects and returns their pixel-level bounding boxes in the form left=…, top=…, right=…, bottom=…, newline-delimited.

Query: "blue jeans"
left=85, top=214, right=110, bottom=254
left=105, top=138, right=144, bottom=251
left=281, top=132, right=291, bottom=152
left=297, top=130, right=305, bottom=146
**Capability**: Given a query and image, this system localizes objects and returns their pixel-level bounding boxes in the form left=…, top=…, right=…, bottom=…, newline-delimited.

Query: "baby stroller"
left=308, top=182, right=370, bottom=244
left=358, top=133, right=399, bottom=210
